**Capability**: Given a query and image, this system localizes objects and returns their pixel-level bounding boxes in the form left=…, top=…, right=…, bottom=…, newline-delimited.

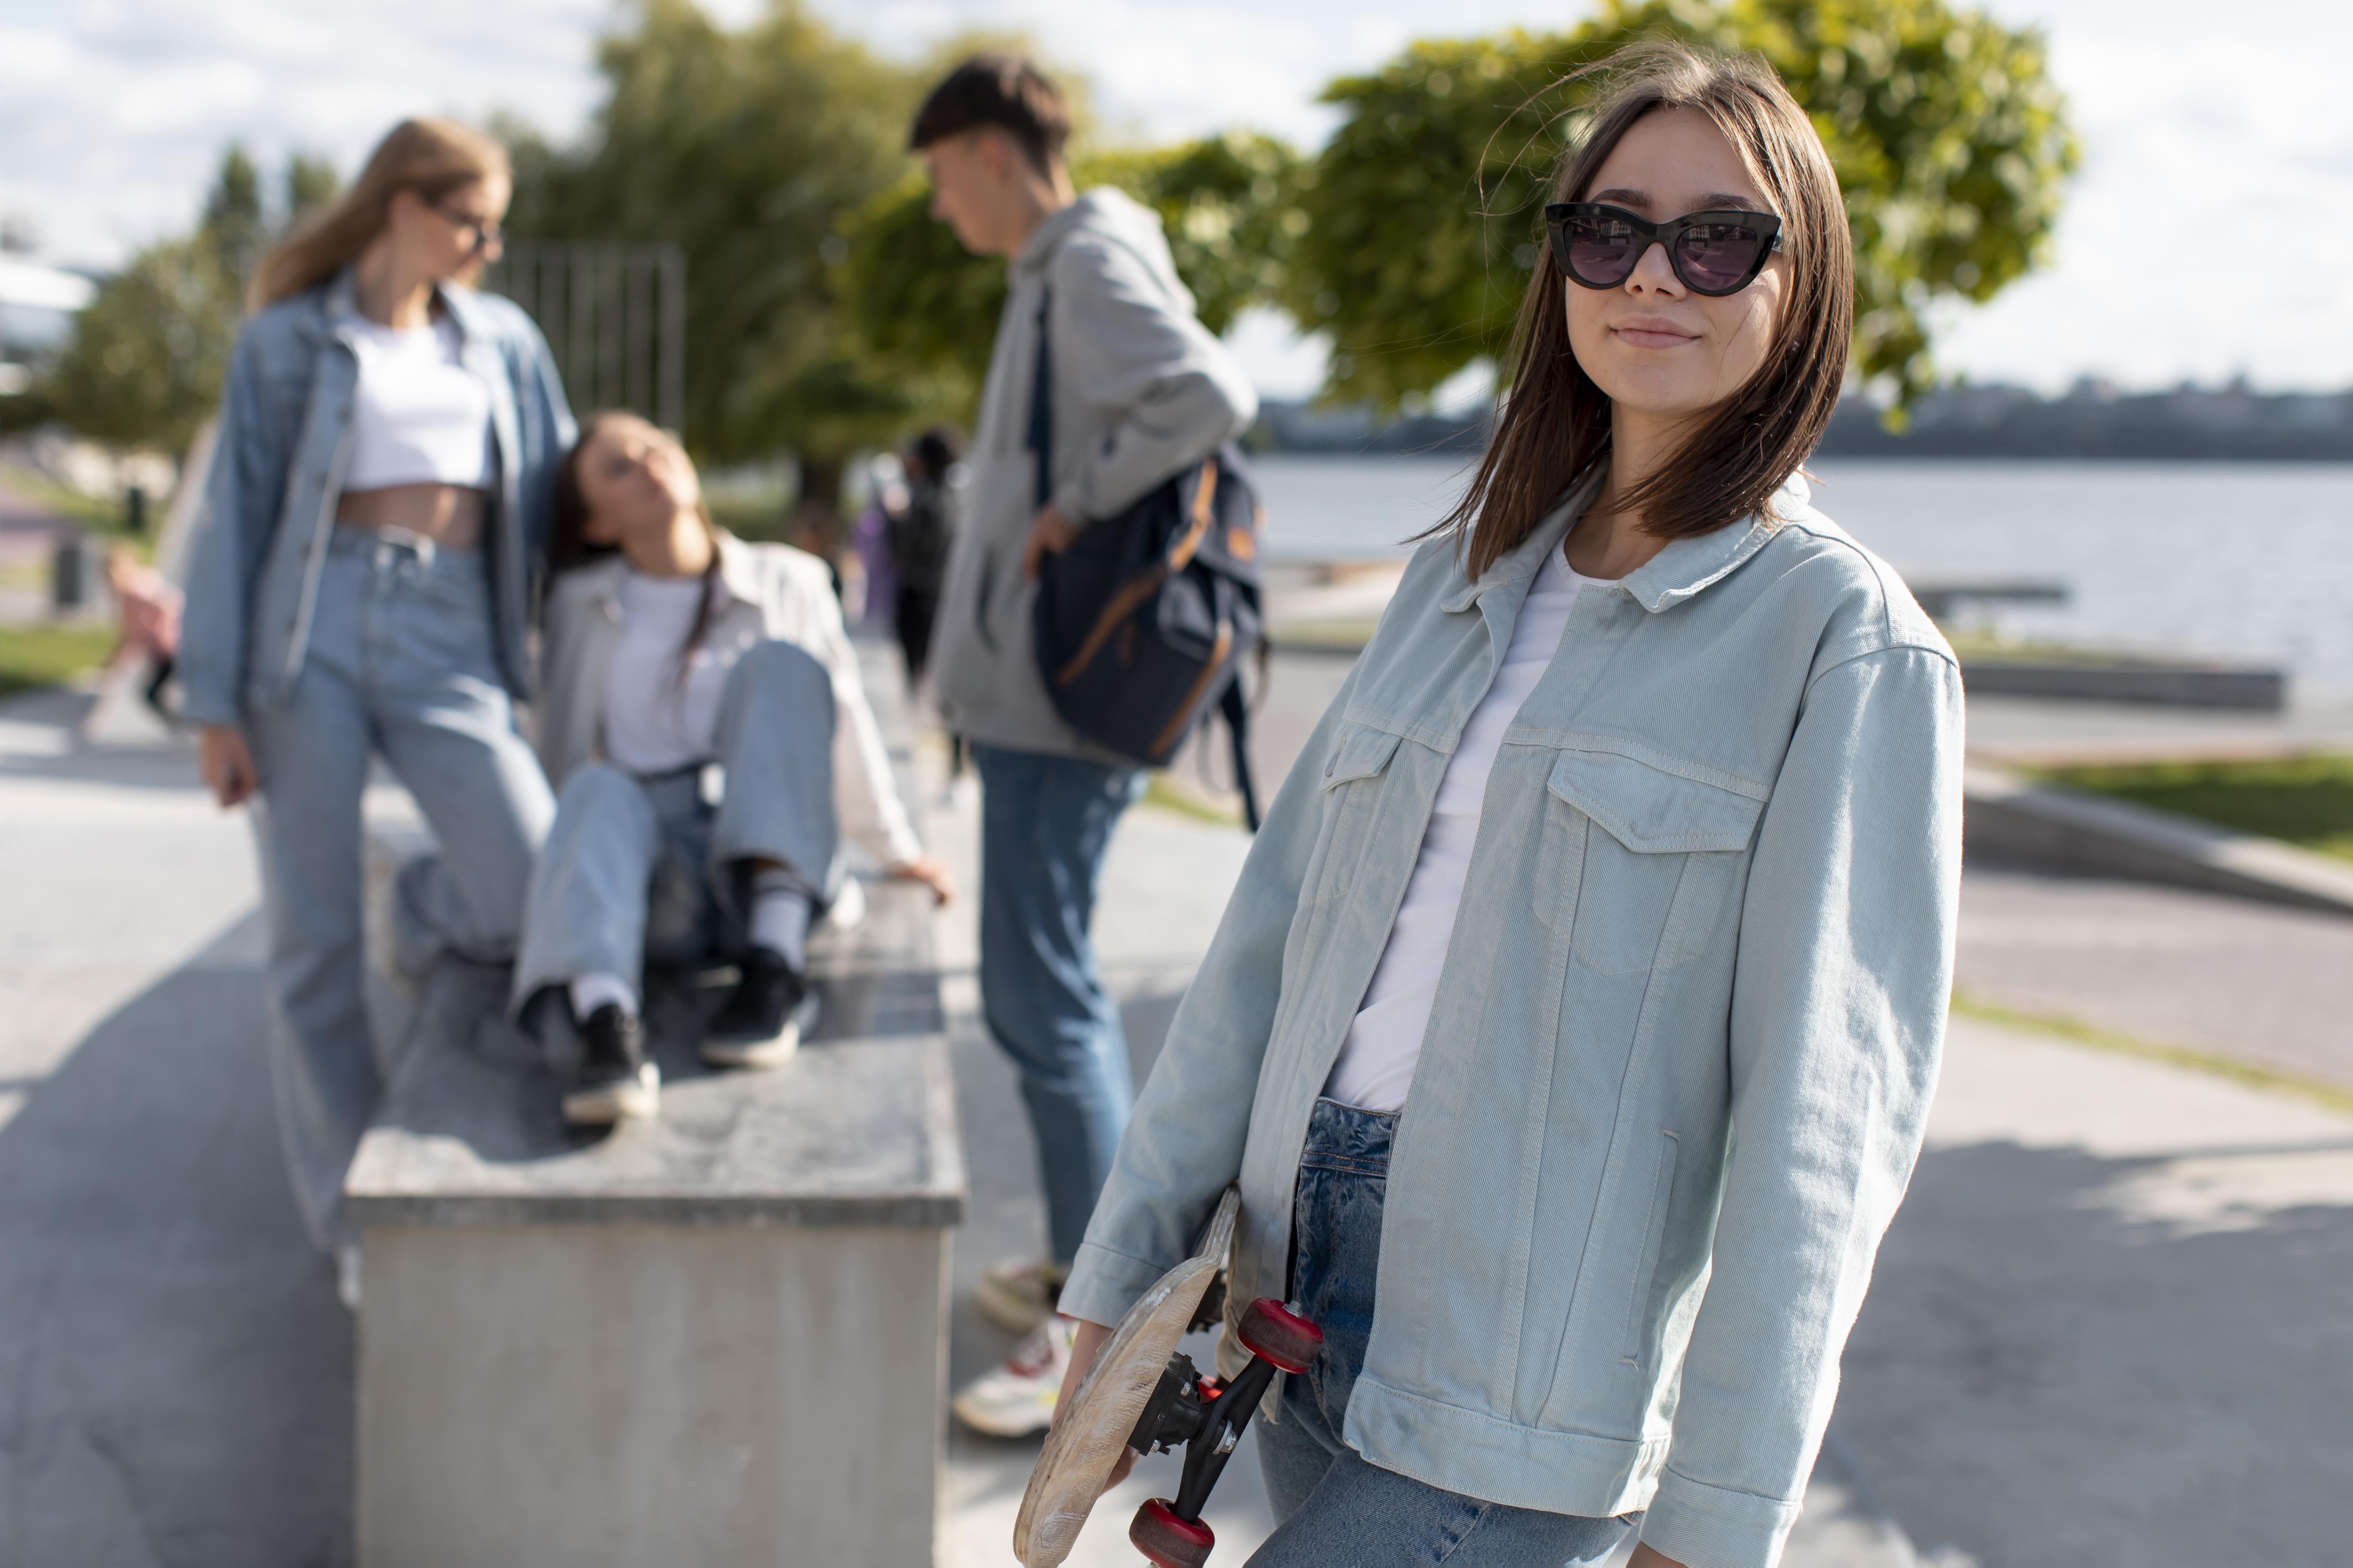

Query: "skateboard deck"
left=1013, top=1185, right=1241, bottom=1568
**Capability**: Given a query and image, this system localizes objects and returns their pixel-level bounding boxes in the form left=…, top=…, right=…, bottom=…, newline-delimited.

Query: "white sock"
left=748, top=867, right=813, bottom=971
left=569, top=971, right=638, bottom=1022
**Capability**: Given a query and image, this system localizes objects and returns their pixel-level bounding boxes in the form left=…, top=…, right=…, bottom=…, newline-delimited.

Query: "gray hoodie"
left=930, top=188, right=1258, bottom=759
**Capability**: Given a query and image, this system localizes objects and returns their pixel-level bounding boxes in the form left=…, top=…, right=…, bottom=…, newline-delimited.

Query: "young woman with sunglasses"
left=179, top=119, right=573, bottom=1286
left=1055, top=43, right=1962, bottom=1568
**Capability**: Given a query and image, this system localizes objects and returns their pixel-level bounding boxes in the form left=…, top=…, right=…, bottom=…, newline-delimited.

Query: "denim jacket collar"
left=1438, top=470, right=1810, bottom=617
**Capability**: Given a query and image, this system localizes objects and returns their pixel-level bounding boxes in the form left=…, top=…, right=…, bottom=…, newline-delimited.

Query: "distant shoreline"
left=1249, top=380, right=2353, bottom=463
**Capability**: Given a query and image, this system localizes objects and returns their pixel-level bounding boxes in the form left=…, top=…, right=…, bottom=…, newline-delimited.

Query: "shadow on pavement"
left=1840, top=1136, right=2353, bottom=1567
left=0, top=914, right=352, bottom=1568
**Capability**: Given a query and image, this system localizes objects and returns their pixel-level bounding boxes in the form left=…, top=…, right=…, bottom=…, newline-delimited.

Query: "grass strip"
left=1141, top=772, right=1243, bottom=827
left=2035, top=754, right=2353, bottom=865
left=0, top=624, right=113, bottom=699
left=1949, top=990, right=2353, bottom=1117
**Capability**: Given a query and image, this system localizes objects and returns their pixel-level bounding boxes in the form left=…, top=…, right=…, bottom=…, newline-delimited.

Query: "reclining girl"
left=514, top=410, right=954, bottom=1125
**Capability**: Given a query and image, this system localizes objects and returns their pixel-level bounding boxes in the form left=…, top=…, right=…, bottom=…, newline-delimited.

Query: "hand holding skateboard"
left=1013, top=1188, right=1324, bottom=1568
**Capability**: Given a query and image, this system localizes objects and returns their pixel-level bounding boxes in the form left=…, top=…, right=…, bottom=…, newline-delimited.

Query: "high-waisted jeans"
left=243, top=528, right=554, bottom=1252
left=509, top=638, right=840, bottom=1019
left=1248, top=1098, right=1638, bottom=1567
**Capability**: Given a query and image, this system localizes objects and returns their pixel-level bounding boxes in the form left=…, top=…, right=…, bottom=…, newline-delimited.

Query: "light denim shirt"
left=179, top=270, right=576, bottom=726
left=1058, top=477, right=1964, bottom=1568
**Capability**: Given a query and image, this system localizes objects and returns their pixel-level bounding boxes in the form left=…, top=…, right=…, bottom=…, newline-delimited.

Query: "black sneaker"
left=560, top=1003, right=660, bottom=1125
left=702, top=948, right=810, bottom=1068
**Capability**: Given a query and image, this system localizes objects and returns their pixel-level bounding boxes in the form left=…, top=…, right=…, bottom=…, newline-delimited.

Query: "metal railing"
left=482, top=240, right=686, bottom=434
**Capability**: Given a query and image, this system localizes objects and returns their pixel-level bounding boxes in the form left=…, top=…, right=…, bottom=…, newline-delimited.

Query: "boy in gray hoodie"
left=910, top=55, right=1257, bottom=1433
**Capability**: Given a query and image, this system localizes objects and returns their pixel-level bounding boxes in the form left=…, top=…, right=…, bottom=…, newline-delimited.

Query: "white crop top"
left=342, top=313, right=495, bottom=492
left=1322, top=543, right=1620, bottom=1113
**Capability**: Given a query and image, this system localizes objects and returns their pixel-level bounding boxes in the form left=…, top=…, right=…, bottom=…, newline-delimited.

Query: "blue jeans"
left=243, top=530, right=554, bottom=1251
left=1250, top=1099, right=1638, bottom=1567
left=970, top=741, right=1146, bottom=1264
left=511, top=639, right=840, bottom=1016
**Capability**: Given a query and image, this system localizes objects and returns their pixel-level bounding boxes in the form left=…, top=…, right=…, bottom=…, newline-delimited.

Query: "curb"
left=1963, top=766, right=2353, bottom=917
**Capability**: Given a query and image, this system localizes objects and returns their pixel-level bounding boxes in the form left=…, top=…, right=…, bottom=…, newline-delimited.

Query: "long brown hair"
left=552, top=411, right=724, bottom=679
left=1440, top=42, right=1853, bottom=581
left=248, top=117, right=510, bottom=311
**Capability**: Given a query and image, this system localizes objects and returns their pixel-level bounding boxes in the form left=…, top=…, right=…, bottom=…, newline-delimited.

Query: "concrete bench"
left=344, top=876, right=965, bottom=1567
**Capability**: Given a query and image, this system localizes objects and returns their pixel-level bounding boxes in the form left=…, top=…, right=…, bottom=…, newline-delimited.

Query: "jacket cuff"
left=177, top=682, right=240, bottom=728
left=1057, top=1241, right=1170, bottom=1329
left=1638, top=1467, right=1803, bottom=1568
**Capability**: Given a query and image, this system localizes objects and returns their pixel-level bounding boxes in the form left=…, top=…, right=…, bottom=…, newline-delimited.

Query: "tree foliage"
left=1288, top=0, right=2077, bottom=408
left=43, top=145, right=344, bottom=455
left=509, top=0, right=926, bottom=470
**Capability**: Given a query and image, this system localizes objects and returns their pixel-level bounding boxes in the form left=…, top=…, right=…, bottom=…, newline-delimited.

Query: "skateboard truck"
left=1123, top=1296, right=1324, bottom=1568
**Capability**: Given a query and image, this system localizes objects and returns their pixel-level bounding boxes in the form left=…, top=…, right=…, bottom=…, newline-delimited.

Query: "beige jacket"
left=536, top=532, right=922, bottom=869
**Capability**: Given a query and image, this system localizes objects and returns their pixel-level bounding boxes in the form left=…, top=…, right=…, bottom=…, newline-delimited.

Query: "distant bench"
left=345, top=874, right=965, bottom=1567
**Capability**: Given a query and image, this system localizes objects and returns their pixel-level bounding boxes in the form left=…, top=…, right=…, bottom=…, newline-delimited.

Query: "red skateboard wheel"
left=1131, top=1498, right=1216, bottom=1568
left=1235, top=1298, right=1323, bottom=1374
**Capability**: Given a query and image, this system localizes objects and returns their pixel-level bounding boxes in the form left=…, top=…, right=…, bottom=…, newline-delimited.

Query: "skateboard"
left=1013, top=1186, right=1324, bottom=1568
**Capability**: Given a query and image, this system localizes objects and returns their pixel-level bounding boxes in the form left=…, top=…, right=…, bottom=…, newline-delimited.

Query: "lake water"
left=1250, top=454, right=2353, bottom=696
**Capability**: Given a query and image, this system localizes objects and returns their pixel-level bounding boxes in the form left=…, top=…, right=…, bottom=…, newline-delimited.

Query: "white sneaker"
left=973, top=1258, right=1067, bottom=1336
left=951, top=1315, right=1076, bottom=1438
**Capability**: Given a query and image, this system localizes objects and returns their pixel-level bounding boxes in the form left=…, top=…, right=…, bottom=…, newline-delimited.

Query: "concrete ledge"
left=346, top=884, right=962, bottom=1231
left=1965, top=766, right=2353, bottom=916
left=1959, top=660, right=2285, bottom=711
left=346, top=875, right=964, bottom=1568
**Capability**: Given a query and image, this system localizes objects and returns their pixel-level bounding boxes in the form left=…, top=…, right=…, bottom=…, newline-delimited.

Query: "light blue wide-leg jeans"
left=509, top=637, right=840, bottom=1016
left=243, top=529, right=554, bottom=1252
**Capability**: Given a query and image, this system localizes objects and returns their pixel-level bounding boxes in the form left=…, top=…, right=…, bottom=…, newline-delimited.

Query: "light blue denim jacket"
left=178, top=270, right=575, bottom=726
left=1059, top=476, right=1964, bottom=1568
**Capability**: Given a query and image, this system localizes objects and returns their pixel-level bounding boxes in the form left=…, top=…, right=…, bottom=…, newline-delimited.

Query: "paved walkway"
left=2, top=644, right=2347, bottom=1565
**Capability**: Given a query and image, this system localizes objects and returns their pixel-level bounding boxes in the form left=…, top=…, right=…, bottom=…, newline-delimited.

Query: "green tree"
left=202, top=144, right=268, bottom=289
left=286, top=153, right=341, bottom=223
left=509, top=0, right=926, bottom=532
left=42, top=144, right=346, bottom=456
left=1288, top=0, right=2077, bottom=408
left=44, top=236, right=236, bottom=455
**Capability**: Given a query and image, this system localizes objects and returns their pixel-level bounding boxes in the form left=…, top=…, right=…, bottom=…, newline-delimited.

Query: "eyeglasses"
left=431, top=201, right=503, bottom=257
left=1543, top=202, right=1783, bottom=297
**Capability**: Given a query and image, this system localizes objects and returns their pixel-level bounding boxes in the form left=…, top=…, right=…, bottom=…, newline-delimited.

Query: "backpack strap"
left=1219, top=671, right=1261, bottom=832
left=1026, top=285, right=1053, bottom=512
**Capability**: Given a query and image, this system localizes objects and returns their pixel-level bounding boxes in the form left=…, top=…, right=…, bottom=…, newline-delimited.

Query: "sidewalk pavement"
left=1, top=643, right=2346, bottom=1565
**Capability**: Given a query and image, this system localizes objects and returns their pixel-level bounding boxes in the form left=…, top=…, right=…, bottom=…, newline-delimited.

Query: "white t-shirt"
left=342, top=313, right=495, bottom=491
left=602, top=570, right=741, bottom=776
left=1322, top=543, right=1620, bottom=1112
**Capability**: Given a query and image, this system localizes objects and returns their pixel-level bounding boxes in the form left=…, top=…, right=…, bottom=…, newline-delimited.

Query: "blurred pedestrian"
left=177, top=118, right=573, bottom=1299
left=909, top=54, right=1257, bottom=1434
left=1056, top=43, right=1962, bottom=1568
left=512, top=411, right=952, bottom=1125
left=885, top=424, right=959, bottom=691
left=98, top=543, right=181, bottom=725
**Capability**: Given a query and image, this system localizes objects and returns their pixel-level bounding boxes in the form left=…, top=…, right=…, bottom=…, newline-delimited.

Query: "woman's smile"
left=1610, top=315, right=1701, bottom=350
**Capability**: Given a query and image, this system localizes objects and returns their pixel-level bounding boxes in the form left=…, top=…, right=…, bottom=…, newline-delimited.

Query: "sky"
left=1, top=0, right=2347, bottom=397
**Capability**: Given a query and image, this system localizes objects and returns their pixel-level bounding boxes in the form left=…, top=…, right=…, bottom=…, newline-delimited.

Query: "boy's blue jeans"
left=1249, top=1098, right=1640, bottom=1567
left=969, top=741, right=1145, bottom=1265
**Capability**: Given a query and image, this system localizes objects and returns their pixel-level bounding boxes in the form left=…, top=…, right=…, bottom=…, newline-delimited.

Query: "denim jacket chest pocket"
left=1306, top=722, right=1406, bottom=907
left=1536, top=744, right=1768, bottom=976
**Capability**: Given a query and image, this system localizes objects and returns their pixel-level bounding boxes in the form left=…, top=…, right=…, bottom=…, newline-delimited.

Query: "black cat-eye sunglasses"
left=1542, top=202, right=1783, bottom=297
